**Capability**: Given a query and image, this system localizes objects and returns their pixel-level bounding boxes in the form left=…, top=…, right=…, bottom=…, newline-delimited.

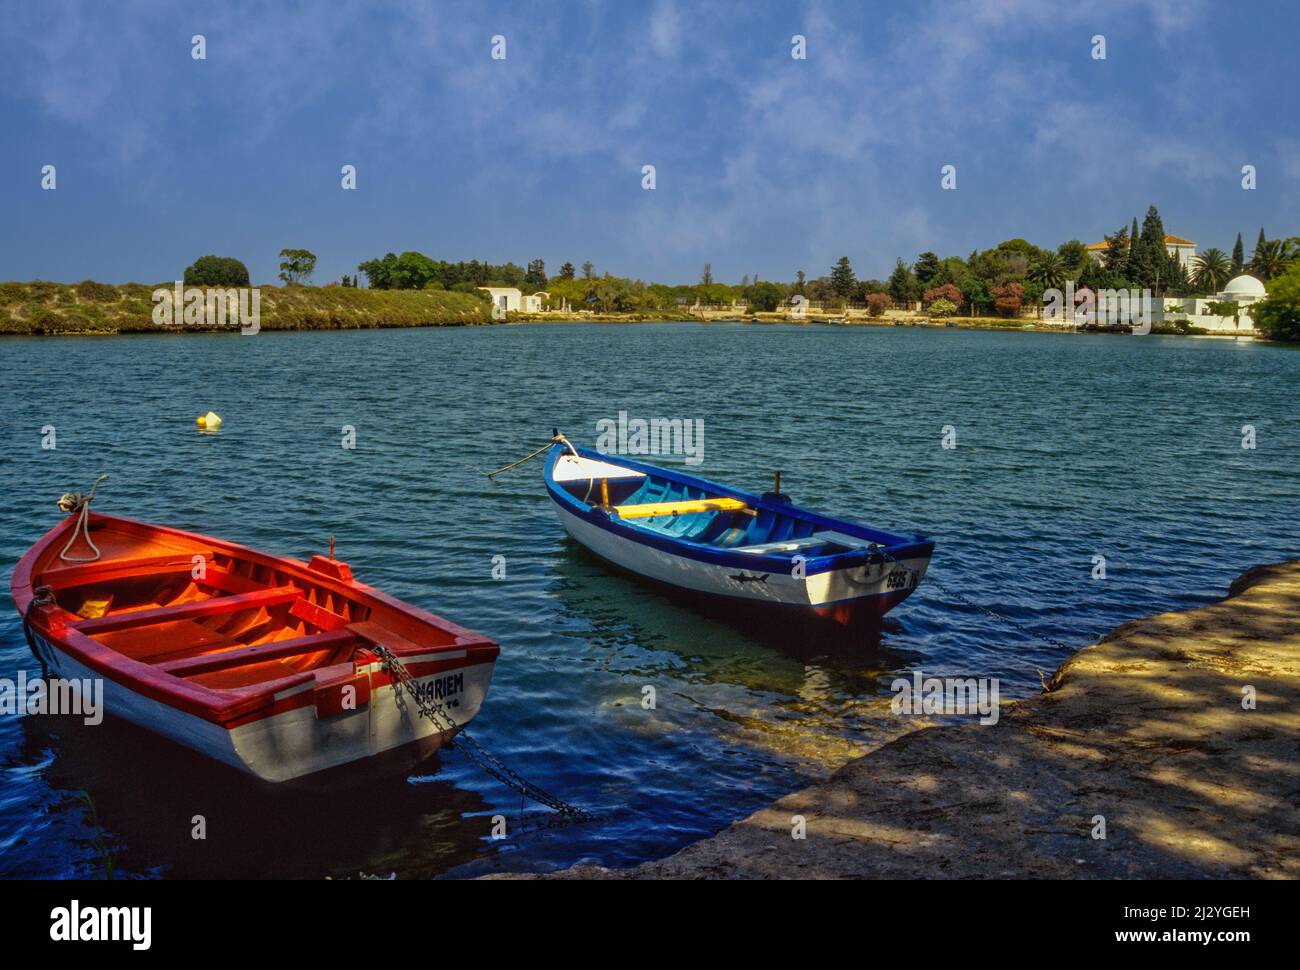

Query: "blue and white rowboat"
left=543, top=441, right=934, bottom=627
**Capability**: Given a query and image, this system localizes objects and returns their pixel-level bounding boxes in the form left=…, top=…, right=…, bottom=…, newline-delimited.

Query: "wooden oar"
left=612, top=497, right=748, bottom=519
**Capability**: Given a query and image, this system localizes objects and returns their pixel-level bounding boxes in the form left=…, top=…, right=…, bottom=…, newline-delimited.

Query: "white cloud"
left=648, top=0, right=681, bottom=57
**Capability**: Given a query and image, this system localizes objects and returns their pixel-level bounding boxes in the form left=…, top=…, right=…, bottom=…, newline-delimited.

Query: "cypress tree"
left=1133, top=205, right=1167, bottom=291
left=1231, top=233, right=1244, bottom=275
left=914, top=251, right=940, bottom=287
left=1166, top=248, right=1189, bottom=294
left=1102, top=225, right=1130, bottom=277
left=887, top=258, right=916, bottom=305
left=830, top=256, right=856, bottom=299
left=1254, top=227, right=1267, bottom=263
left=1127, top=217, right=1139, bottom=281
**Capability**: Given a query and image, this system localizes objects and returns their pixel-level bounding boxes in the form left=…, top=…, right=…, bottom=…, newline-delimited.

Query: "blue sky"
left=3, top=0, right=1298, bottom=286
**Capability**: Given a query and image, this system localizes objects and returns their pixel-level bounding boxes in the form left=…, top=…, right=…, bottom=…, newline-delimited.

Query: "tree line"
left=175, top=205, right=1298, bottom=327
left=344, top=205, right=1296, bottom=316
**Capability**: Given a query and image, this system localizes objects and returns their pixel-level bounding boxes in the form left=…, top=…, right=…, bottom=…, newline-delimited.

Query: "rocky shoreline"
left=496, top=561, right=1300, bottom=879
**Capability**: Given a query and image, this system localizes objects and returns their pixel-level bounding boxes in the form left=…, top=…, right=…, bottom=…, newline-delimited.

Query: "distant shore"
left=0, top=280, right=1258, bottom=338
left=513, top=309, right=1249, bottom=337
left=493, top=560, right=1300, bottom=879
left=0, top=281, right=491, bottom=335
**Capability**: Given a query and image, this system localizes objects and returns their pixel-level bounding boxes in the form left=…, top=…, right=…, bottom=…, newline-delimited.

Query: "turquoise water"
left=1, top=323, right=1296, bottom=878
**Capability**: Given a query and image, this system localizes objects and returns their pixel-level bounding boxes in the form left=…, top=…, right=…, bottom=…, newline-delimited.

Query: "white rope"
left=58, top=474, right=108, bottom=563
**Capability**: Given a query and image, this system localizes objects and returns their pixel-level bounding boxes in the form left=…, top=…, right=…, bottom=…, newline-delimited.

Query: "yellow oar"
left=612, top=497, right=748, bottom=519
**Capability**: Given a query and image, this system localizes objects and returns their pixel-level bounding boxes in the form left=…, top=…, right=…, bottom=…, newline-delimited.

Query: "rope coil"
left=57, top=474, right=109, bottom=563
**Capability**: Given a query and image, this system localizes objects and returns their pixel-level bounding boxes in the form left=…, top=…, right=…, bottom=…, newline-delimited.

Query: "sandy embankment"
left=500, top=561, right=1300, bottom=879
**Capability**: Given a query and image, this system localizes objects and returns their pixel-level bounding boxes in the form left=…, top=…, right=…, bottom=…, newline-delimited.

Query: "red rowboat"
left=12, top=511, right=498, bottom=782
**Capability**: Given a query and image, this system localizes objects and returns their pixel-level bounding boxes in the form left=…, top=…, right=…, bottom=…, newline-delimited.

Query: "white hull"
left=553, top=503, right=929, bottom=612
left=34, top=633, right=494, bottom=782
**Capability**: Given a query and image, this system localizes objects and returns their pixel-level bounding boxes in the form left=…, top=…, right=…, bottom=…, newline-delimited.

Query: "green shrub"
left=75, top=280, right=119, bottom=302
left=120, top=299, right=153, bottom=316
left=183, top=255, right=251, bottom=287
left=28, top=307, right=62, bottom=331
left=1252, top=263, right=1300, bottom=341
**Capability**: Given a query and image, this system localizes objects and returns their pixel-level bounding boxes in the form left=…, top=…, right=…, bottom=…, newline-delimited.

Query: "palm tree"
left=1027, top=251, right=1066, bottom=291
left=1191, top=248, right=1230, bottom=293
left=1249, top=237, right=1299, bottom=281
left=1285, top=237, right=1300, bottom=269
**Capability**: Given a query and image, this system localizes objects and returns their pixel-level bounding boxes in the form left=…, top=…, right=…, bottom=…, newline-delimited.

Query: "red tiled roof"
left=1087, top=233, right=1195, bottom=250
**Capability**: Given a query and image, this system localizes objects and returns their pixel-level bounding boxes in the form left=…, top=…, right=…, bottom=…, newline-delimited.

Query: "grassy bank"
left=0, top=281, right=492, bottom=334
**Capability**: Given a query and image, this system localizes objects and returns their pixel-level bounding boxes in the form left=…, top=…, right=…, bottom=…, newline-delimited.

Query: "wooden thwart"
left=347, top=620, right=428, bottom=654
left=157, top=628, right=359, bottom=677
left=73, top=586, right=303, bottom=635
left=613, top=497, right=748, bottom=519
left=45, top=551, right=218, bottom=590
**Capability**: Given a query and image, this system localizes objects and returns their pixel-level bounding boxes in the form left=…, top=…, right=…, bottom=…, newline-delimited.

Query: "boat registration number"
left=886, top=567, right=918, bottom=590
left=414, top=672, right=464, bottom=708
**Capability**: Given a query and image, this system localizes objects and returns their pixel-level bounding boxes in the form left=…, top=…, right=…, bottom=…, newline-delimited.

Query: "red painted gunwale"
left=11, top=512, right=499, bottom=728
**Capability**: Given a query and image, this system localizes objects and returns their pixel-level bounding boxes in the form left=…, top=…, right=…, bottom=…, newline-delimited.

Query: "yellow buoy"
left=197, top=411, right=222, bottom=429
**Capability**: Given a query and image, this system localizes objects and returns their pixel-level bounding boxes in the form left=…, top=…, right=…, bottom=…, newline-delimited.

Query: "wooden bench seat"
left=347, top=620, right=430, bottom=654
left=157, top=628, right=360, bottom=677
left=44, top=551, right=219, bottom=590
left=73, top=586, right=304, bottom=635
left=99, top=619, right=240, bottom=663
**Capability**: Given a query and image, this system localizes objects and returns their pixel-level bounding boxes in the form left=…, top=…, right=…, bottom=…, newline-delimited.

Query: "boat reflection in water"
left=17, top=708, right=492, bottom=879
left=546, top=541, right=933, bottom=771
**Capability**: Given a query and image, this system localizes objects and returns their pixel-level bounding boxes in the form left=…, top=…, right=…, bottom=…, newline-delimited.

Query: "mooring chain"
left=372, top=643, right=598, bottom=823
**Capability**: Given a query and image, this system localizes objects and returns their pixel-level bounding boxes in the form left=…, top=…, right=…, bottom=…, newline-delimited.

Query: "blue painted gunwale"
left=543, top=443, right=935, bottom=577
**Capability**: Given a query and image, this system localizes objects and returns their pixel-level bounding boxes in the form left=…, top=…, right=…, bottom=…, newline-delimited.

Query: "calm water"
left=1, top=323, right=1296, bottom=879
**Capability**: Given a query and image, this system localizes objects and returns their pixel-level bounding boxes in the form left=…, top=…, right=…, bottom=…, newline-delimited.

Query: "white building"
left=1158, top=274, right=1266, bottom=332
left=478, top=287, right=549, bottom=315
left=479, top=287, right=522, bottom=313
left=1087, top=233, right=1198, bottom=270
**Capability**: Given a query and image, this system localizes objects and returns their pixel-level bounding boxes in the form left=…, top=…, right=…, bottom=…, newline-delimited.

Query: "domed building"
left=1216, top=274, right=1267, bottom=303
left=1159, top=273, right=1266, bottom=334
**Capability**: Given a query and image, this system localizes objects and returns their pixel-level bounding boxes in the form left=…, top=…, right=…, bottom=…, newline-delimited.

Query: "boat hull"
left=28, top=628, right=496, bottom=783
left=545, top=445, right=934, bottom=627
left=553, top=502, right=928, bottom=625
